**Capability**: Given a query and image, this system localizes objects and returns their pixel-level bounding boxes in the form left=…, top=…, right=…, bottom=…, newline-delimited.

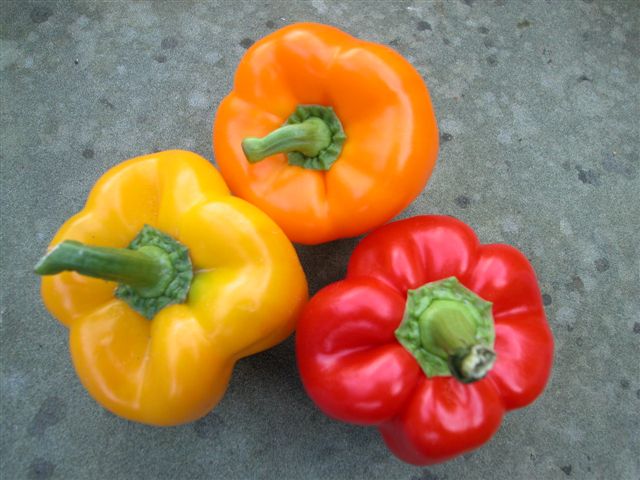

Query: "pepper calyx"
left=35, top=225, right=193, bottom=319
left=241, top=104, right=346, bottom=170
left=395, top=277, right=496, bottom=383
left=115, top=225, right=193, bottom=319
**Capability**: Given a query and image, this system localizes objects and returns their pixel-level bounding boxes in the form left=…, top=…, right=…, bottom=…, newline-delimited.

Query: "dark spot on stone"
left=440, top=132, right=453, bottom=142
left=560, top=465, right=572, bottom=476
left=486, top=54, right=498, bottom=66
left=483, top=37, right=494, bottom=48
left=462, top=0, right=476, bottom=6
left=478, top=26, right=489, bottom=34
left=30, top=6, right=52, bottom=24
left=578, top=74, right=592, bottom=82
left=99, top=97, right=115, bottom=110
left=566, top=325, right=574, bottom=332
left=561, top=161, right=571, bottom=171
left=575, top=337, right=583, bottom=347
left=620, top=379, right=630, bottom=389
left=240, top=38, right=254, bottom=49
left=161, top=36, right=178, bottom=50
left=530, top=453, right=536, bottom=461
left=388, top=38, right=400, bottom=47
left=567, top=275, right=584, bottom=293
left=74, top=59, right=79, bottom=65
left=576, top=166, right=601, bottom=185
left=193, top=412, right=224, bottom=439
left=542, top=293, right=552, bottom=306
left=633, top=322, right=640, bottom=334
left=602, top=153, right=637, bottom=179
left=411, top=469, right=440, bottom=480
left=636, top=389, right=640, bottom=400
left=455, top=195, right=470, bottom=209
left=417, top=21, right=432, bottom=31
left=28, top=396, right=66, bottom=437
left=153, top=54, right=167, bottom=63
left=623, top=26, right=640, bottom=56
left=316, top=446, right=339, bottom=461
left=266, top=20, right=276, bottom=28
left=594, top=258, right=609, bottom=272
left=517, top=19, right=531, bottom=29
left=443, top=37, right=451, bottom=46
left=28, top=458, right=55, bottom=480
left=82, top=148, right=94, bottom=159
left=307, top=409, right=325, bottom=424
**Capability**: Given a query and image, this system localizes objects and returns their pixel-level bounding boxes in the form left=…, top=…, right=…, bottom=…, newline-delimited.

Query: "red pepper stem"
left=420, top=300, right=496, bottom=383
left=395, top=277, right=496, bottom=383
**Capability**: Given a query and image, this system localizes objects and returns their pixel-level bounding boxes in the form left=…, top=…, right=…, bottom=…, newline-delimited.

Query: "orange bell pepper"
left=213, top=23, right=439, bottom=245
left=34, top=150, right=307, bottom=426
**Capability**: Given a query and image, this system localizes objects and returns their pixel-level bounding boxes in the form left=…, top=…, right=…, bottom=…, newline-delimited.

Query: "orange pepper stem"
left=395, top=277, right=496, bottom=383
left=241, top=104, right=346, bottom=171
left=35, top=225, right=193, bottom=319
left=242, top=118, right=331, bottom=161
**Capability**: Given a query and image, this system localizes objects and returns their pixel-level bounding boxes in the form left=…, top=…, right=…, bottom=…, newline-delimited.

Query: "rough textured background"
left=1, top=1, right=639, bottom=479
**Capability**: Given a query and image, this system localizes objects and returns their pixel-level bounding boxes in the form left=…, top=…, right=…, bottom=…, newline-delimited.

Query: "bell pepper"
left=296, top=215, right=553, bottom=464
left=213, top=23, right=439, bottom=245
left=34, top=150, right=308, bottom=426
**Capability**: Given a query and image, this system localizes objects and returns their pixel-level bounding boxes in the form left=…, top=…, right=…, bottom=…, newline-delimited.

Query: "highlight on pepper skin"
left=35, top=150, right=308, bottom=426
left=296, top=215, right=554, bottom=465
left=214, top=22, right=440, bottom=245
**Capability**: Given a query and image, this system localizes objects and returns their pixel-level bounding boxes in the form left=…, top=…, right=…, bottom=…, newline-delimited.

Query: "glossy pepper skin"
left=39, top=150, right=307, bottom=426
left=296, top=215, right=553, bottom=464
left=214, top=23, right=439, bottom=244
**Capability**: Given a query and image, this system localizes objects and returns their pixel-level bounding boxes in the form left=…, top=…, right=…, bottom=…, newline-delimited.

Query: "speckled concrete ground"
left=1, top=1, right=639, bottom=479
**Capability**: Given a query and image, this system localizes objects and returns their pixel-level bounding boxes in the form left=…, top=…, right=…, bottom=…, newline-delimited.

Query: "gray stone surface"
left=1, top=0, right=639, bottom=478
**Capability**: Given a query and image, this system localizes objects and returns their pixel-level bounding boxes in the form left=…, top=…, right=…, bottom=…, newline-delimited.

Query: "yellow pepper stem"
left=34, top=241, right=168, bottom=290
left=35, top=225, right=193, bottom=319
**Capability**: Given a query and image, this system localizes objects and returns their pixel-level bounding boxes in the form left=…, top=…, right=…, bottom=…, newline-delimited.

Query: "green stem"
left=34, top=241, right=170, bottom=292
left=35, top=225, right=193, bottom=319
left=242, top=118, right=332, bottom=162
left=419, top=300, right=496, bottom=383
left=395, top=277, right=496, bottom=384
left=241, top=105, right=346, bottom=171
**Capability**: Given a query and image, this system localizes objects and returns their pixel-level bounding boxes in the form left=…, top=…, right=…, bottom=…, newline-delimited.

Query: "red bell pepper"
left=296, top=215, right=554, bottom=465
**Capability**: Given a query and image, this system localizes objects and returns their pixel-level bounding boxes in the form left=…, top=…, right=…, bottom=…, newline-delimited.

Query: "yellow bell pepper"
left=34, top=150, right=308, bottom=426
